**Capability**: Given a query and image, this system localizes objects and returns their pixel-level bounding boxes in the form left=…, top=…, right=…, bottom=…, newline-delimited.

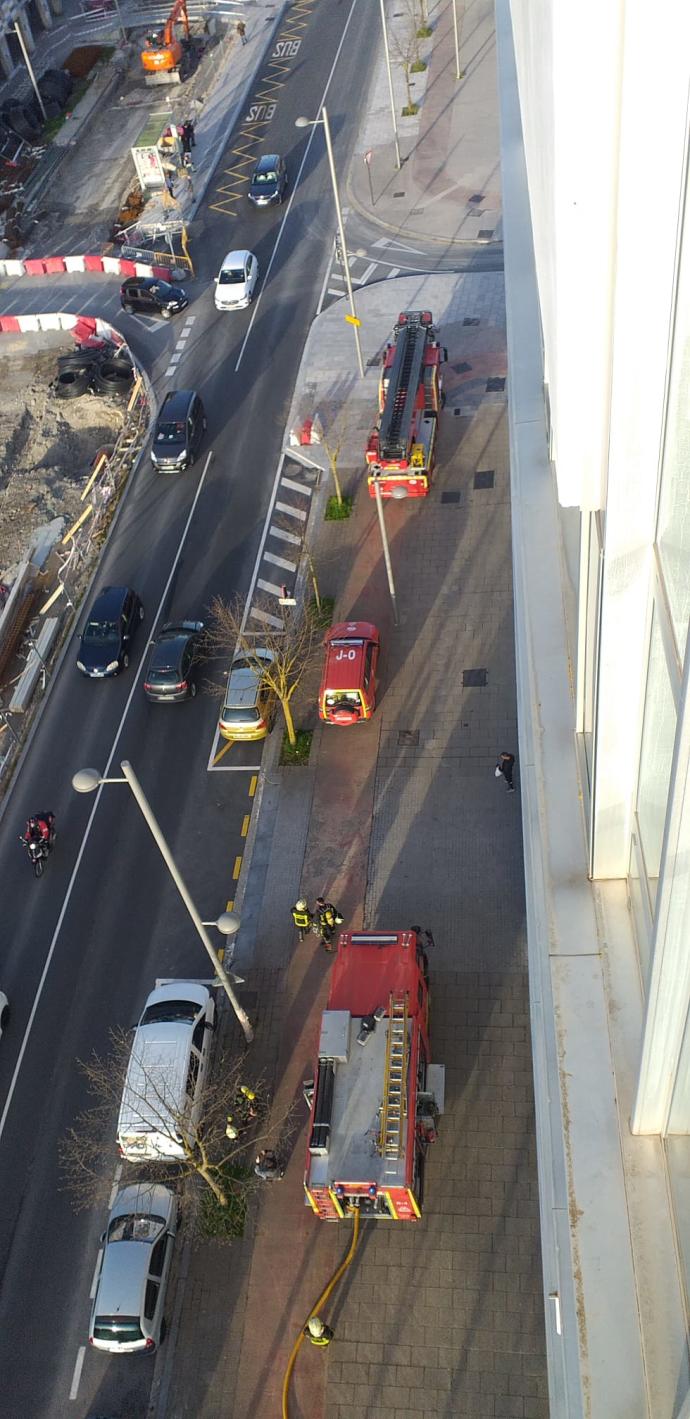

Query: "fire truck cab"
left=365, top=310, right=445, bottom=498
left=304, top=929, right=445, bottom=1221
left=319, top=621, right=380, bottom=726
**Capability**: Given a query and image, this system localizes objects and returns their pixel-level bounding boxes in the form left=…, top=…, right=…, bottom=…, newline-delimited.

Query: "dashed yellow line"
left=241, top=814, right=250, bottom=838
left=232, top=855, right=243, bottom=881
left=226, top=898, right=234, bottom=912
left=249, top=775, right=258, bottom=798
left=213, top=738, right=235, bottom=765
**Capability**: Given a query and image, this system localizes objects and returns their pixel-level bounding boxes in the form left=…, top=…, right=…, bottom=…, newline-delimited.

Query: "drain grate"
left=393, top=191, right=405, bottom=198
left=474, top=469, right=495, bottom=489
left=453, top=408, right=463, bottom=416
left=441, top=491, right=461, bottom=504
left=463, top=668, right=487, bottom=687
left=486, top=377, right=506, bottom=392
left=463, top=316, right=480, bottom=327
left=469, top=193, right=484, bottom=204
left=398, top=729, right=419, bottom=747
left=478, top=229, right=494, bottom=239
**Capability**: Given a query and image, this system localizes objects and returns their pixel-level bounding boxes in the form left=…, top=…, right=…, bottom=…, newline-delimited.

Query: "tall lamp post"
left=378, top=0, right=401, bottom=169
left=72, top=760, right=254, bottom=1043
left=373, top=481, right=408, bottom=625
left=296, top=109, right=365, bottom=379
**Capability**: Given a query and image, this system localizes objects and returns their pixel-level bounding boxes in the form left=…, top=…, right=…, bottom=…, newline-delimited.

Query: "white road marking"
left=328, top=287, right=345, bottom=297
left=269, top=525, right=301, bottom=545
left=167, top=352, right=182, bottom=364
left=0, top=451, right=215, bottom=1148
left=264, top=550, right=296, bottom=572
left=234, top=0, right=362, bottom=372
left=90, top=1250, right=103, bottom=1300
left=386, top=266, right=401, bottom=279
left=274, top=500, right=306, bottom=520
left=355, top=262, right=377, bottom=284
left=69, top=1348, right=85, bottom=1401
left=163, top=365, right=177, bottom=377
left=249, top=606, right=283, bottom=630
left=372, top=235, right=426, bottom=254
left=183, top=316, right=195, bottom=326
left=280, top=475, right=312, bottom=496
left=257, top=577, right=283, bottom=596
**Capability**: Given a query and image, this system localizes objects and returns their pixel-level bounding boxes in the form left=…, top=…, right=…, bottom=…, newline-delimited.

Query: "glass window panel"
left=637, top=605, right=677, bottom=910
left=656, top=201, right=690, bottom=662
left=628, top=831, right=652, bottom=992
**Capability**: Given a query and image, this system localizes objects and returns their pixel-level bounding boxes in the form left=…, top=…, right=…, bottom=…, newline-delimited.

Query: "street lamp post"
left=451, top=0, right=462, bottom=81
left=14, top=22, right=46, bottom=123
left=296, top=109, right=365, bottom=379
left=72, top=761, right=254, bottom=1043
left=372, top=481, right=408, bottom=625
left=378, top=0, right=401, bottom=170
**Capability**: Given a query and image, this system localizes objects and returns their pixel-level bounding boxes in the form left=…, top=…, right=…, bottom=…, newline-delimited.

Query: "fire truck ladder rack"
left=379, top=319, right=428, bottom=461
left=380, top=993, right=409, bottom=1159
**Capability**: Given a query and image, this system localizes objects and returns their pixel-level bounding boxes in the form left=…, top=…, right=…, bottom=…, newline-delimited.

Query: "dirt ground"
left=0, top=341, right=124, bottom=581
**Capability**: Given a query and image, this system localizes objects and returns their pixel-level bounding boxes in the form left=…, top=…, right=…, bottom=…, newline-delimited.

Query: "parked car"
left=89, top=1182, right=177, bottom=1354
left=150, top=390, right=206, bottom=471
left=248, top=153, right=287, bottom=206
left=319, top=621, right=380, bottom=725
left=117, top=980, right=215, bottom=1162
left=77, top=586, right=144, bottom=678
left=120, top=277, right=188, bottom=319
left=214, top=249, right=258, bottom=310
left=144, top=621, right=204, bottom=702
left=218, top=649, right=275, bottom=741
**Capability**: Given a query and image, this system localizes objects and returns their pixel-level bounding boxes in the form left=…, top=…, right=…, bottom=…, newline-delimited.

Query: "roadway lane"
left=0, top=2, right=382, bottom=1415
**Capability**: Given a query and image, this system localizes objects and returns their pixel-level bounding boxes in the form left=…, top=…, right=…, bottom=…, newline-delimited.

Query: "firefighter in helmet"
left=304, top=1315, right=334, bottom=1347
left=291, top=899, right=313, bottom=941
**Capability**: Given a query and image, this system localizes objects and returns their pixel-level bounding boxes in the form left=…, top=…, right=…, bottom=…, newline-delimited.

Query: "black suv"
left=248, top=154, right=287, bottom=207
left=120, top=277, right=188, bottom=319
left=151, top=390, right=206, bottom=471
left=144, top=621, right=204, bottom=703
left=77, top=586, right=144, bottom=678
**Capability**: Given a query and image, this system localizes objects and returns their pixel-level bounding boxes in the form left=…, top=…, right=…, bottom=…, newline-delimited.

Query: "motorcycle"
left=20, top=819, right=55, bottom=878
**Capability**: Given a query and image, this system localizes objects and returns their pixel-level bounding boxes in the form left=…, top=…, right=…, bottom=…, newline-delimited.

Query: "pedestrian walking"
left=254, top=1149, right=284, bottom=1180
left=183, top=118, right=196, bottom=148
left=313, top=896, right=344, bottom=951
left=304, top=1316, right=334, bottom=1347
left=164, top=172, right=175, bottom=198
left=291, top=898, right=313, bottom=941
left=237, top=18, right=247, bottom=43
left=495, top=751, right=516, bottom=792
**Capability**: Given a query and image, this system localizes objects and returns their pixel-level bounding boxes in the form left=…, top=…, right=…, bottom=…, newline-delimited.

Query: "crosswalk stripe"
left=257, top=577, right=283, bottom=596
left=275, top=500, right=307, bottom=521
left=264, top=550, right=297, bottom=572
left=270, top=525, right=302, bottom=545
left=250, top=606, right=284, bottom=629
left=280, top=476, right=312, bottom=496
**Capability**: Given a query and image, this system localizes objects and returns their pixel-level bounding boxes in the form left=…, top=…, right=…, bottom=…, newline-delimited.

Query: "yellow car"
left=218, top=650, right=275, bottom=741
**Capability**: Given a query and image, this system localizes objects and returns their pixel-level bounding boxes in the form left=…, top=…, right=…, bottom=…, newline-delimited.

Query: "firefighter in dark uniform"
left=291, top=899, right=313, bottom=941
left=313, top=897, right=344, bottom=951
left=304, top=1316, right=334, bottom=1347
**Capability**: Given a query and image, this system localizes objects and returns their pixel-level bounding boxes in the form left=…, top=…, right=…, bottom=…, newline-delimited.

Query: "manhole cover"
left=463, top=316, right=480, bottom=327
left=469, top=193, right=484, bottom=204
left=441, top=491, right=461, bottom=503
left=393, top=191, right=405, bottom=198
left=463, top=668, right=487, bottom=687
left=474, top=469, right=495, bottom=489
left=398, top=729, right=419, bottom=746
left=486, top=377, right=506, bottom=391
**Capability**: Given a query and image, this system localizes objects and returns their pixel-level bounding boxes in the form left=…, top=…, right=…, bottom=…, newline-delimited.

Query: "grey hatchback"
left=89, top=1182, right=177, bottom=1354
left=151, top=389, right=206, bottom=471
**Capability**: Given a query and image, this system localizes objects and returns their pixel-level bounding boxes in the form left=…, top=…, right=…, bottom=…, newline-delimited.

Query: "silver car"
left=89, top=1183, right=177, bottom=1353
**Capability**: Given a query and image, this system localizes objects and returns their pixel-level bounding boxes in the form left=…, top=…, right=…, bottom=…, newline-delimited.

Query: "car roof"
left=109, top=1181, right=176, bottom=1224
left=223, top=651, right=273, bottom=711
left=141, top=980, right=210, bottom=1015
left=89, top=585, right=129, bottom=617
left=96, top=1240, right=149, bottom=1317
left=160, top=389, right=195, bottom=418
left=254, top=154, right=279, bottom=171
left=221, top=249, right=252, bottom=267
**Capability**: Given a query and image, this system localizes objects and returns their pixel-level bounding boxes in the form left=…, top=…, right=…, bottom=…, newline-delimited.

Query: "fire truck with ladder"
left=304, top=929, right=445, bottom=1221
left=365, top=310, right=446, bottom=499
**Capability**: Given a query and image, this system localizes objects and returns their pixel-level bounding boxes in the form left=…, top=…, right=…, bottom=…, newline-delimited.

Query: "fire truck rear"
left=304, top=929, right=445, bottom=1220
left=365, top=310, right=445, bottom=498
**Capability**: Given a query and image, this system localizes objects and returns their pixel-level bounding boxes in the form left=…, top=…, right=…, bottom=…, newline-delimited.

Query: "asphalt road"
left=0, top=3, right=385, bottom=1416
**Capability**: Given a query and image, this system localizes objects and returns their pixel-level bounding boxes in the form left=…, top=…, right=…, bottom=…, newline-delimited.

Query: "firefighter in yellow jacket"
left=291, top=899, right=313, bottom=942
left=304, top=1316, right=334, bottom=1347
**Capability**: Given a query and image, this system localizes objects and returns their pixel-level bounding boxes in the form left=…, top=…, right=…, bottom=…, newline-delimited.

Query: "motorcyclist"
left=23, top=812, right=55, bottom=848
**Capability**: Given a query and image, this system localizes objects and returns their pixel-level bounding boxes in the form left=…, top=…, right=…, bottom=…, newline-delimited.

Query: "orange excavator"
left=141, top=0, right=190, bottom=79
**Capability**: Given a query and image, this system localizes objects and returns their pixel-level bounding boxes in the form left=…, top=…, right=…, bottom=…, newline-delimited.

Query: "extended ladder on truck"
left=380, top=993, right=409, bottom=1160
left=379, top=319, right=428, bottom=462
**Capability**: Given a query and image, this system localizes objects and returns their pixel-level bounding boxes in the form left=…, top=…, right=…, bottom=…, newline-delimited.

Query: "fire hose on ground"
left=281, top=1204, right=361, bottom=1419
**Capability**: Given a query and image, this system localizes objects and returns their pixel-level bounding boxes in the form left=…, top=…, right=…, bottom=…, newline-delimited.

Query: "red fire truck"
left=365, top=310, right=445, bottom=498
left=318, top=621, right=380, bottom=725
left=304, top=929, right=445, bottom=1221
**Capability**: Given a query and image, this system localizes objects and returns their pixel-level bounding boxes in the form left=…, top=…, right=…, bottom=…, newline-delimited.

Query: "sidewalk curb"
left=346, top=166, right=503, bottom=249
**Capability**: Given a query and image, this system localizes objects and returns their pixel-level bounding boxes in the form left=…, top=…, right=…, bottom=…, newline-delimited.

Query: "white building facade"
left=497, top=2, right=690, bottom=1414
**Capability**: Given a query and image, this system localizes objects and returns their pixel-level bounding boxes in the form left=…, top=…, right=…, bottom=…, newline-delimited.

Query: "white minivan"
left=117, top=981, right=215, bottom=1162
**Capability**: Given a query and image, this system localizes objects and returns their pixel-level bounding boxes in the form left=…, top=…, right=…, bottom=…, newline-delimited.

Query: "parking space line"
left=264, top=550, right=297, bottom=572
left=69, top=1348, right=85, bottom=1401
left=275, top=500, right=307, bottom=520
left=249, top=775, right=258, bottom=797
left=241, top=814, right=250, bottom=838
left=232, top=855, right=243, bottom=880
left=269, top=524, right=301, bottom=545
left=250, top=607, right=283, bottom=630
left=212, top=737, right=235, bottom=766
left=280, top=475, right=312, bottom=496
left=257, top=577, right=283, bottom=596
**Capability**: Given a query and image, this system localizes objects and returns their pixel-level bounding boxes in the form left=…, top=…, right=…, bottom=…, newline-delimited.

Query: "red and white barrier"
left=0, top=310, right=125, bottom=342
left=0, top=254, right=173, bottom=281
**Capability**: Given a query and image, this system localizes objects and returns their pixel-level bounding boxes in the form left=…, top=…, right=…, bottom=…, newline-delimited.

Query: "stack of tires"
left=1, top=69, right=73, bottom=138
left=54, top=343, right=135, bottom=401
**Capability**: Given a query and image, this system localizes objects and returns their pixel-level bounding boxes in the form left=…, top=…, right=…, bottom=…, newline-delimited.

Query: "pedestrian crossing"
left=316, top=222, right=427, bottom=314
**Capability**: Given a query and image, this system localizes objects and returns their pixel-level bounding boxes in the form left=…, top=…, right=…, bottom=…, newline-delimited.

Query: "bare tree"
left=204, top=593, right=321, bottom=748
left=59, top=1029, right=288, bottom=1213
left=391, top=2, right=425, bottom=114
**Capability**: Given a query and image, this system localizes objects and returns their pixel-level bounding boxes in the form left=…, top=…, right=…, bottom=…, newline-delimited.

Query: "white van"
left=117, top=981, right=215, bottom=1163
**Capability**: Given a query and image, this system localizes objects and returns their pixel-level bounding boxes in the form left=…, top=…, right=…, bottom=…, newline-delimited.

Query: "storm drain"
left=469, top=193, right=484, bottom=204
left=486, top=377, right=506, bottom=392
left=398, top=729, right=419, bottom=746
left=393, top=191, right=405, bottom=198
left=463, top=668, right=488, bottom=687
left=474, top=469, right=495, bottom=489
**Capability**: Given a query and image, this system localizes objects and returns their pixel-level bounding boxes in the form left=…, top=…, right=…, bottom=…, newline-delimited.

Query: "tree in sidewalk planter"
left=59, top=1030, right=289, bottom=1223
left=391, top=1, right=427, bottom=115
left=414, top=0, right=432, bottom=38
left=203, top=593, right=322, bottom=749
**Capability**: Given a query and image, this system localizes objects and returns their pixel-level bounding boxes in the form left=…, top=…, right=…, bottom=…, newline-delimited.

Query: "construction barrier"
left=0, top=255, right=173, bottom=281
left=0, top=310, right=127, bottom=342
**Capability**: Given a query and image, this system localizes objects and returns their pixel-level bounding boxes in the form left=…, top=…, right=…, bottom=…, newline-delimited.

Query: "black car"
left=143, top=621, right=204, bottom=702
left=77, top=586, right=144, bottom=678
left=247, top=154, right=287, bottom=207
left=120, top=276, right=188, bottom=319
left=150, top=390, right=206, bottom=472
